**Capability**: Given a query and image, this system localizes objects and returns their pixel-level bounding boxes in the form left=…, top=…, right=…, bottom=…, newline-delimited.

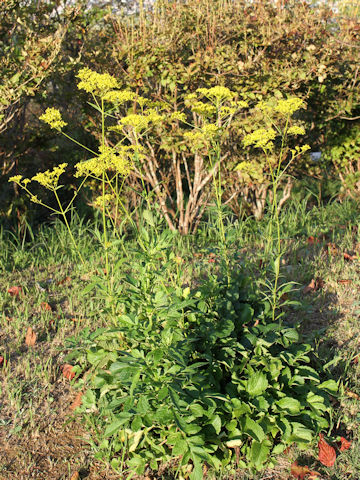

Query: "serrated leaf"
left=276, top=397, right=301, bottom=415
left=242, top=417, right=265, bottom=443
left=246, top=371, right=268, bottom=397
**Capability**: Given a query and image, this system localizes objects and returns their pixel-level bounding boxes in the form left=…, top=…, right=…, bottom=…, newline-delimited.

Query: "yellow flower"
left=196, top=86, right=235, bottom=102
left=32, top=163, right=68, bottom=190
left=275, top=98, right=304, bottom=116
left=190, top=101, right=216, bottom=117
left=243, top=128, right=277, bottom=150
left=103, top=90, right=136, bottom=104
left=9, top=175, right=23, bottom=184
left=169, top=111, right=186, bottom=122
left=74, top=146, right=132, bottom=178
left=77, top=68, right=119, bottom=96
left=93, top=193, right=115, bottom=208
left=287, top=125, right=306, bottom=136
left=39, top=108, right=67, bottom=130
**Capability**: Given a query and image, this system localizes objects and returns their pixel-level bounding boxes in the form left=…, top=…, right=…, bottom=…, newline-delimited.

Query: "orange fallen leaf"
left=25, top=327, right=37, bottom=346
left=327, top=242, right=339, bottom=256
left=7, top=286, right=23, bottom=297
left=70, top=472, right=79, bottom=480
left=304, top=277, right=324, bottom=294
left=343, top=252, right=356, bottom=261
left=318, top=433, right=336, bottom=467
left=62, top=364, right=76, bottom=381
left=70, top=392, right=83, bottom=410
left=58, top=276, right=71, bottom=285
left=337, top=279, right=352, bottom=285
left=307, top=236, right=320, bottom=245
left=345, top=389, right=360, bottom=400
left=291, top=461, right=320, bottom=479
left=40, top=302, right=52, bottom=312
left=339, top=436, right=351, bottom=451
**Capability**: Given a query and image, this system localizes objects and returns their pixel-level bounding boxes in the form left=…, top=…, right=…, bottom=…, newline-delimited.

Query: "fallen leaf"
left=70, top=392, right=83, bottom=410
left=339, top=436, right=351, bottom=451
left=337, top=279, right=352, bottom=285
left=304, top=277, right=324, bottom=294
left=345, top=389, right=360, bottom=400
left=208, top=258, right=215, bottom=263
left=0, top=356, right=4, bottom=367
left=58, top=276, right=71, bottom=285
left=25, top=327, right=37, bottom=346
left=327, top=242, right=338, bottom=256
left=307, top=236, right=320, bottom=245
left=291, top=461, right=320, bottom=479
left=40, top=302, right=52, bottom=312
left=318, top=433, right=336, bottom=467
left=7, top=286, right=23, bottom=297
left=343, top=252, right=356, bottom=261
left=70, top=472, right=79, bottom=480
left=62, top=364, right=76, bottom=381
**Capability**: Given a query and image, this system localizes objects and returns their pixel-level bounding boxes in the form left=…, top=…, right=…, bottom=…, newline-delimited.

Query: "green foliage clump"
left=69, top=235, right=336, bottom=478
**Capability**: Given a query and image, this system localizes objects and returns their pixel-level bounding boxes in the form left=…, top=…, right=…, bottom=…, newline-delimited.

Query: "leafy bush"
left=324, top=124, right=360, bottom=199
left=69, top=235, right=336, bottom=477
left=79, top=0, right=359, bottom=220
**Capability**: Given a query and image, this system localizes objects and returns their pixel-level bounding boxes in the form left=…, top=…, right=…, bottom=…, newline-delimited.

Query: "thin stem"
left=53, top=189, right=85, bottom=264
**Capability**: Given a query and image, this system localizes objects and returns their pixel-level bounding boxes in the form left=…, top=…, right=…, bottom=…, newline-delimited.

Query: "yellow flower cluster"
left=74, top=146, right=132, bottom=178
left=287, top=125, right=306, bottom=136
left=275, top=98, right=304, bottom=115
left=184, top=123, right=219, bottom=145
left=191, top=101, right=216, bottom=116
left=197, top=86, right=235, bottom=102
left=243, top=128, right=277, bottom=150
left=256, top=97, right=305, bottom=116
left=103, top=90, right=136, bottom=104
left=169, top=111, right=186, bottom=122
left=77, top=68, right=119, bottom=96
left=235, top=161, right=264, bottom=184
left=112, top=109, right=164, bottom=133
left=93, top=193, right=115, bottom=208
left=39, top=108, right=67, bottom=130
left=291, top=144, right=311, bottom=155
left=32, top=163, right=68, bottom=190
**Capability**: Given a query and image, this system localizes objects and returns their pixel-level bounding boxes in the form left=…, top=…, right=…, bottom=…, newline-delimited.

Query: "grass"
left=0, top=197, right=359, bottom=479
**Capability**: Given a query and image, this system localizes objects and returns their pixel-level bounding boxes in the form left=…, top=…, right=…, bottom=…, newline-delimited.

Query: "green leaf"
left=142, top=209, right=155, bottom=227
left=172, top=438, right=189, bottom=456
left=210, top=415, right=222, bottom=434
left=246, top=371, right=268, bottom=397
left=318, top=379, right=338, bottom=393
left=104, top=413, right=132, bottom=437
left=249, top=440, right=271, bottom=468
left=242, top=417, right=265, bottom=443
left=275, top=397, right=301, bottom=415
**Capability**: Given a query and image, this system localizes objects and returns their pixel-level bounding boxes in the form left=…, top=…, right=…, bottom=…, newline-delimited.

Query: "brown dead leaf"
left=339, top=436, right=351, bottom=451
left=40, top=301, right=52, bottom=312
left=70, top=472, right=79, bottom=480
left=291, top=461, right=320, bottom=479
left=343, top=252, right=356, bottom=261
left=337, top=279, right=352, bottom=285
left=345, top=389, right=360, bottom=400
left=62, top=364, right=76, bottom=381
left=307, top=236, right=320, bottom=245
left=58, top=276, right=71, bottom=285
left=327, top=242, right=339, bottom=256
left=304, top=277, right=324, bottom=294
left=25, top=327, right=37, bottom=346
left=7, top=286, right=23, bottom=297
left=70, top=392, right=83, bottom=411
left=318, top=433, right=336, bottom=467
